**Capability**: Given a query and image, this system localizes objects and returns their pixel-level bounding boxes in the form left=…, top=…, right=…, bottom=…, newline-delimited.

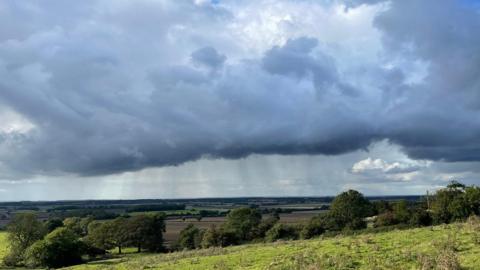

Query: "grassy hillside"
left=64, top=223, right=480, bottom=270
left=0, top=232, right=8, bottom=262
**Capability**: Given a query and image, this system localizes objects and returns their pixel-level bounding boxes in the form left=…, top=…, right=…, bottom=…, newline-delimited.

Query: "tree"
left=328, top=190, right=373, bottom=230
left=45, top=218, right=64, bottom=233
left=4, top=213, right=46, bottom=266
left=24, top=228, right=84, bottom=268
left=392, top=200, right=411, bottom=224
left=432, top=181, right=466, bottom=223
left=84, top=221, right=115, bottom=251
left=177, top=224, right=202, bottom=250
left=141, top=213, right=166, bottom=252
left=108, top=217, right=130, bottom=254
left=465, top=186, right=480, bottom=215
left=222, top=207, right=262, bottom=241
left=63, top=217, right=83, bottom=235
left=126, top=215, right=151, bottom=252
left=63, top=216, right=93, bottom=236
left=201, top=225, right=221, bottom=248
left=253, top=213, right=279, bottom=239
left=125, top=214, right=166, bottom=252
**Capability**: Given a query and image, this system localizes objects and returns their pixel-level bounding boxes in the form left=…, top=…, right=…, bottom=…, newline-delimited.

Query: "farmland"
left=163, top=211, right=324, bottom=245
left=0, top=197, right=339, bottom=246
left=64, top=223, right=480, bottom=270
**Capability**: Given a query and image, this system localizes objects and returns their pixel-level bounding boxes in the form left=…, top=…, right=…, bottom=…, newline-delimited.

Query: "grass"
left=0, top=231, right=8, bottom=262
left=63, top=223, right=480, bottom=270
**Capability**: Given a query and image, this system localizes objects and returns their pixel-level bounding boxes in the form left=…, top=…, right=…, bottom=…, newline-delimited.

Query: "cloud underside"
left=0, top=0, right=479, bottom=178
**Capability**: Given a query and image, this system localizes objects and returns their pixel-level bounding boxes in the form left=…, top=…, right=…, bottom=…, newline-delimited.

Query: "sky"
left=0, top=0, right=480, bottom=201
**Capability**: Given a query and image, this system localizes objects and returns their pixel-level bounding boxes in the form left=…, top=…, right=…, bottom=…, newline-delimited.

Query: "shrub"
left=217, top=228, right=239, bottom=247
left=418, top=248, right=460, bottom=270
left=265, top=223, right=299, bottom=242
left=253, top=214, right=279, bottom=239
left=466, top=215, right=480, bottom=244
left=374, top=211, right=397, bottom=227
left=392, top=200, right=411, bottom=224
left=201, top=225, right=221, bottom=248
left=409, top=208, right=432, bottom=227
left=372, top=200, right=392, bottom=215
left=300, top=216, right=325, bottom=239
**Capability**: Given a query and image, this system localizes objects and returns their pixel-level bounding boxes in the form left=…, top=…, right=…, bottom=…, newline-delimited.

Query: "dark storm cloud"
left=0, top=0, right=479, bottom=178
left=373, top=0, right=480, bottom=162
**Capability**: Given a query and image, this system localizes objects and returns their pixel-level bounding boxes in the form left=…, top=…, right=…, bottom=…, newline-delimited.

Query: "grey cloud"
left=373, top=0, right=480, bottom=162
left=191, top=46, right=226, bottom=70
left=0, top=0, right=479, bottom=179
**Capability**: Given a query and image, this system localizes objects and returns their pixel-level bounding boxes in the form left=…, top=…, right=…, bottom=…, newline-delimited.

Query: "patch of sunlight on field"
left=0, top=232, right=8, bottom=261
left=64, top=223, right=480, bottom=270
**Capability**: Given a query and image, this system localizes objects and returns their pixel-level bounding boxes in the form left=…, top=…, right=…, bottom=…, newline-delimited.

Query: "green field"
left=0, top=232, right=8, bottom=262
left=62, top=223, right=480, bottom=270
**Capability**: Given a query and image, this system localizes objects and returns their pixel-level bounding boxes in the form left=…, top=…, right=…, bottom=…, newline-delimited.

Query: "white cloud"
left=351, top=157, right=430, bottom=175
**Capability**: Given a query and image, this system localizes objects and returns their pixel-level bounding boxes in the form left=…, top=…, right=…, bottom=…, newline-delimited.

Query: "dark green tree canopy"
left=24, top=227, right=84, bottom=268
left=328, top=189, right=373, bottom=230
left=223, top=207, right=262, bottom=241
left=177, top=224, right=202, bottom=250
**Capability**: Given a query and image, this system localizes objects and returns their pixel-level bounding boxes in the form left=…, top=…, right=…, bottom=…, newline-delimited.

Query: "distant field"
left=163, top=211, right=323, bottom=245
left=64, top=223, right=480, bottom=270
left=129, top=209, right=200, bottom=216
left=0, top=232, right=8, bottom=262
left=164, top=217, right=226, bottom=245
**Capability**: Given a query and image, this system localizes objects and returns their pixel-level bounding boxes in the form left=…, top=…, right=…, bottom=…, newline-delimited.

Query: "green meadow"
left=0, top=232, right=8, bottom=262
left=62, top=223, right=480, bottom=270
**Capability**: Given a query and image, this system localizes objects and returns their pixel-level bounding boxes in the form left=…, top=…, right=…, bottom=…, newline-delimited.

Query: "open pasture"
left=64, top=223, right=480, bottom=270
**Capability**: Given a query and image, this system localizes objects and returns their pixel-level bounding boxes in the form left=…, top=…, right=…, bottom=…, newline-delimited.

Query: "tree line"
left=3, top=213, right=166, bottom=268
left=2, top=181, right=480, bottom=268
left=173, top=181, right=480, bottom=250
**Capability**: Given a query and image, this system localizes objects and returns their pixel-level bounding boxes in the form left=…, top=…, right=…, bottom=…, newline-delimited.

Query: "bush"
left=374, top=211, right=397, bottom=227
left=24, top=227, right=84, bottom=268
left=466, top=215, right=480, bottom=244
left=201, top=225, right=221, bottom=248
left=217, top=228, right=239, bottom=247
left=409, top=208, right=432, bottom=227
left=265, top=223, right=299, bottom=242
left=431, top=181, right=471, bottom=224
left=372, top=200, right=392, bottom=215
left=300, top=216, right=325, bottom=239
left=392, top=200, right=411, bottom=224
left=253, top=214, right=279, bottom=239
